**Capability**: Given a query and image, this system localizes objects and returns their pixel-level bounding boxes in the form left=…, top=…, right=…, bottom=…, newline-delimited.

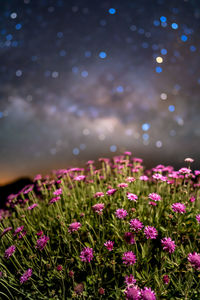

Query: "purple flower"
left=4, top=245, right=16, bottom=259
left=49, top=196, right=61, bottom=204
left=35, top=235, right=49, bottom=251
left=53, top=188, right=62, bottom=196
left=127, top=193, right=138, bottom=202
left=172, top=203, right=186, bottom=214
left=14, top=226, right=24, bottom=236
left=106, top=188, right=117, bottom=196
left=161, top=237, right=176, bottom=253
left=122, top=251, right=137, bottom=265
left=129, top=219, right=144, bottom=232
left=163, top=275, right=170, bottom=285
left=148, top=193, right=161, bottom=202
left=68, top=222, right=81, bottom=234
left=144, top=226, right=158, bottom=239
left=80, top=247, right=93, bottom=263
left=104, top=240, right=114, bottom=251
left=141, top=287, right=156, bottom=300
left=124, top=274, right=137, bottom=286
left=27, top=203, right=38, bottom=210
left=20, top=268, right=32, bottom=284
left=188, top=252, right=200, bottom=270
left=1, top=227, right=12, bottom=237
left=124, top=232, right=135, bottom=245
left=196, top=214, right=200, bottom=224
left=92, top=203, right=105, bottom=214
left=74, top=175, right=86, bottom=181
left=124, top=285, right=141, bottom=300
left=115, top=208, right=128, bottom=219
left=179, top=167, right=191, bottom=175
left=94, top=192, right=104, bottom=198
left=118, top=183, right=128, bottom=188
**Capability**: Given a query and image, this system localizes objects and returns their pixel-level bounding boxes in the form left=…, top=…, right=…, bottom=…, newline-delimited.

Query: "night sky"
left=0, top=0, right=200, bottom=184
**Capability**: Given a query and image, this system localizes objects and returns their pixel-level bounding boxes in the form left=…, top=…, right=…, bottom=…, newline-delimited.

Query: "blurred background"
left=0, top=0, right=200, bottom=186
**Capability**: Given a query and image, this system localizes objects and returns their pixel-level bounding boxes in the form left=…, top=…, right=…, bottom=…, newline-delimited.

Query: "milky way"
left=0, top=0, right=200, bottom=183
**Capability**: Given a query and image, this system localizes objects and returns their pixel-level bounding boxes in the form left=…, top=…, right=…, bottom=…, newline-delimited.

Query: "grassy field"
left=0, top=153, right=200, bottom=299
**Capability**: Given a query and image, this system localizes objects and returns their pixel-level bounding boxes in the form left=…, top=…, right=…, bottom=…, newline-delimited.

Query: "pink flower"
left=92, top=203, right=105, bottom=214
left=152, top=173, right=163, bottom=180
left=115, top=208, right=128, bottom=219
left=188, top=252, right=200, bottom=270
left=124, top=274, right=137, bottom=286
left=1, top=227, right=12, bottom=237
left=19, top=231, right=27, bottom=239
left=57, top=265, right=63, bottom=271
left=178, top=167, right=191, bottom=175
left=104, top=240, right=114, bottom=251
left=148, top=193, right=161, bottom=202
left=36, top=230, right=43, bottom=237
left=53, top=188, right=62, bottom=196
left=27, top=203, right=38, bottom=210
left=129, top=219, right=144, bottom=232
left=133, top=157, right=143, bottom=163
left=139, top=175, right=149, bottom=181
left=149, top=201, right=157, bottom=206
left=161, top=237, right=176, bottom=253
left=74, top=175, right=86, bottom=181
left=87, top=160, right=94, bottom=165
left=35, top=235, right=49, bottom=251
left=172, top=203, right=186, bottom=214
left=144, top=226, right=158, bottom=239
left=4, top=245, right=16, bottom=259
left=118, top=183, right=128, bottom=188
left=49, top=196, right=61, bottom=204
left=124, top=151, right=132, bottom=156
left=124, top=232, right=135, bottom=245
left=68, top=222, right=81, bottom=233
left=94, top=192, right=104, bottom=198
left=33, top=174, right=42, bottom=181
left=141, top=287, right=156, bottom=300
left=194, top=170, right=200, bottom=176
left=124, top=285, right=141, bottom=300
left=196, top=214, right=200, bottom=224
left=125, top=177, right=136, bottom=183
left=80, top=247, right=93, bottom=263
left=127, top=193, right=138, bottom=202
left=184, top=158, right=194, bottom=163
left=163, top=275, right=170, bottom=285
left=20, top=268, right=32, bottom=284
left=14, top=226, right=24, bottom=236
left=106, top=188, right=117, bottom=195
left=122, top=251, right=137, bottom=265
left=189, top=196, right=195, bottom=203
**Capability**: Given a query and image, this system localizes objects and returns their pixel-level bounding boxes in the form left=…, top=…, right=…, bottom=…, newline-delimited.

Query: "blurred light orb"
left=156, top=56, right=163, bottom=63
left=108, top=8, right=116, bottom=15
left=156, top=141, right=162, bottom=148
left=168, top=105, right=175, bottom=112
left=81, top=70, right=88, bottom=77
left=73, top=148, right=79, bottom=155
left=181, top=35, right=188, bottom=42
left=99, top=51, right=107, bottom=59
left=116, top=86, right=124, bottom=93
left=161, top=48, right=167, bottom=55
left=142, top=123, right=150, bottom=131
left=16, top=70, right=22, bottom=77
left=171, top=23, right=178, bottom=29
left=15, top=23, right=22, bottom=30
left=110, top=145, right=117, bottom=152
left=10, top=12, right=17, bottom=19
left=160, top=16, right=167, bottom=22
left=160, top=93, right=167, bottom=100
left=143, top=133, right=149, bottom=141
left=156, top=66, right=162, bottom=73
